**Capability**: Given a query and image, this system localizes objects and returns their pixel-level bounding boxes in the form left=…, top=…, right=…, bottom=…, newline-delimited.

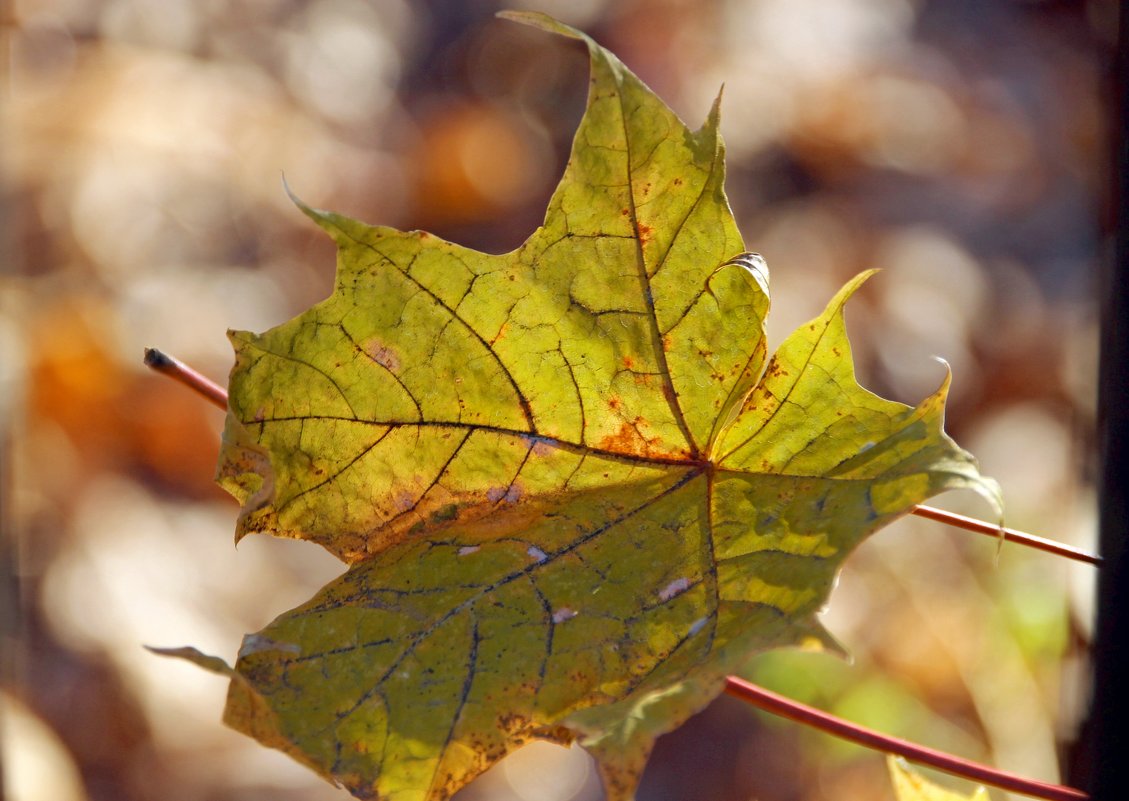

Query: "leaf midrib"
left=613, top=74, right=700, bottom=459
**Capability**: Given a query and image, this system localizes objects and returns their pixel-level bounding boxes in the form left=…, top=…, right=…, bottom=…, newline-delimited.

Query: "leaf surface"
left=167, top=12, right=1001, bottom=801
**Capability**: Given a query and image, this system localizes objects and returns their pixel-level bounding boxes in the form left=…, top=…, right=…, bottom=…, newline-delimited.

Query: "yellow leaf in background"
left=888, top=757, right=991, bottom=801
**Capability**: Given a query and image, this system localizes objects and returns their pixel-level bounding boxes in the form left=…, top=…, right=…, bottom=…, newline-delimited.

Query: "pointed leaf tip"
left=280, top=174, right=334, bottom=230
left=496, top=10, right=588, bottom=41
left=146, top=645, right=235, bottom=677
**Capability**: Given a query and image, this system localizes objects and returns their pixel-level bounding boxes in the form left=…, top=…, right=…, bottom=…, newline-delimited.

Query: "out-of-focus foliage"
left=2, top=1, right=1109, bottom=800
left=888, top=758, right=989, bottom=801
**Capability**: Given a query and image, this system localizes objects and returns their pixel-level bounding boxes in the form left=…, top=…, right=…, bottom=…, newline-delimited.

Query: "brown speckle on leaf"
left=392, top=490, right=417, bottom=513
left=361, top=338, right=401, bottom=373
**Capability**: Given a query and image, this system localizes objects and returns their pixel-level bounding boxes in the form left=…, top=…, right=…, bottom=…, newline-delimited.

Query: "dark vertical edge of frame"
left=1082, top=1, right=1129, bottom=797
left=1, top=5, right=19, bottom=801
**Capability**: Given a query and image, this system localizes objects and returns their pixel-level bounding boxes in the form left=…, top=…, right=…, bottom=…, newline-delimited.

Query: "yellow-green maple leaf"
left=162, top=12, right=1001, bottom=801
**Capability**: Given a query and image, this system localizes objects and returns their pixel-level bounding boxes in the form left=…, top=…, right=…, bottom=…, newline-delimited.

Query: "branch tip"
left=911, top=505, right=1100, bottom=567
left=143, top=347, right=228, bottom=410
left=143, top=347, right=172, bottom=368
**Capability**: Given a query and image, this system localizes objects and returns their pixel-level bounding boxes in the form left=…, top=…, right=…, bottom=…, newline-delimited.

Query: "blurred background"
left=0, top=0, right=1112, bottom=799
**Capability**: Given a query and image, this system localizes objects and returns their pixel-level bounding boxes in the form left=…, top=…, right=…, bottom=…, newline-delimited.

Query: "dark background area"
left=1, top=1, right=1114, bottom=799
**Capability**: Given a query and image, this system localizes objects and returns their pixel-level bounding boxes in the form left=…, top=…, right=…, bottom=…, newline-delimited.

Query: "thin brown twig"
left=145, top=348, right=1094, bottom=799
left=724, top=676, right=1087, bottom=801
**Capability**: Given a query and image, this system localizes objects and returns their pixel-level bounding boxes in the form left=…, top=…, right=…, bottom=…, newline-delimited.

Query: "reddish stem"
left=144, top=349, right=1095, bottom=800
left=910, top=504, right=1101, bottom=566
left=725, top=676, right=1087, bottom=801
left=143, top=348, right=228, bottom=409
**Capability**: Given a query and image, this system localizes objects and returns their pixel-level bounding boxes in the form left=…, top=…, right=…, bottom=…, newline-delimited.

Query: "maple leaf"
left=161, top=12, right=1001, bottom=801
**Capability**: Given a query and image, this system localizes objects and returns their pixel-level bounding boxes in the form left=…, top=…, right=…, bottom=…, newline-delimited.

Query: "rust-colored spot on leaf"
left=636, top=222, right=654, bottom=244
left=622, top=355, right=635, bottom=369
left=361, top=338, right=401, bottom=373
left=596, top=417, right=672, bottom=458
left=764, top=358, right=790, bottom=379
left=598, top=420, right=643, bottom=453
